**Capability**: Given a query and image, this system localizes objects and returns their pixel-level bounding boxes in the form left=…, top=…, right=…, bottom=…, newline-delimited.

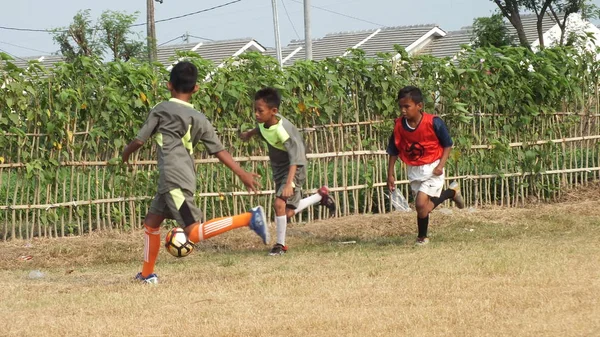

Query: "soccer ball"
left=165, top=227, right=194, bottom=258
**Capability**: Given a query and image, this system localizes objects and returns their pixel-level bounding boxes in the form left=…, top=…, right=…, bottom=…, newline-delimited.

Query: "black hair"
left=169, top=61, right=198, bottom=93
left=397, top=86, right=423, bottom=104
left=254, top=87, right=281, bottom=109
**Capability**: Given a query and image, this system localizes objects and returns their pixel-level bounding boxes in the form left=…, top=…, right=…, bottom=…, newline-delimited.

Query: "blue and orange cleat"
left=250, top=206, right=270, bottom=245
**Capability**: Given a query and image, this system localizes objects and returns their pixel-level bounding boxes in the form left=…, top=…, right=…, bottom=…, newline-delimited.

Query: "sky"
left=0, top=0, right=575, bottom=58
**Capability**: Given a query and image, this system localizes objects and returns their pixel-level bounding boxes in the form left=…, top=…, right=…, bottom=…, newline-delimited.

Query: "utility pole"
left=271, top=0, right=283, bottom=67
left=146, top=0, right=158, bottom=62
left=304, top=0, right=312, bottom=60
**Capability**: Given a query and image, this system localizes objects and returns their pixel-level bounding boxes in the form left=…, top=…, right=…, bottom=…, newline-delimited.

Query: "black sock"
left=417, top=215, right=429, bottom=238
left=431, top=189, right=456, bottom=209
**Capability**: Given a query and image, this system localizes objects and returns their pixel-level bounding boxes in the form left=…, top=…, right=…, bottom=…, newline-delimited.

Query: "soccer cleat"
left=268, top=243, right=288, bottom=256
left=449, top=181, right=465, bottom=209
left=250, top=206, right=270, bottom=245
left=415, top=237, right=430, bottom=246
left=135, top=272, right=159, bottom=284
left=317, top=186, right=337, bottom=217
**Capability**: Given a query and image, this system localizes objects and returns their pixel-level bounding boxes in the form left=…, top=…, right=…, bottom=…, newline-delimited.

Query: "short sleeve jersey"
left=258, top=114, right=307, bottom=183
left=136, top=98, right=225, bottom=194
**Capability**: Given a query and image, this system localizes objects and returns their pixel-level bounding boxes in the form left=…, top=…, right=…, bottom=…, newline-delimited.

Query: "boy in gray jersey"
left=240, top=87, right=336, bottom=256
left=122, top=61, right=269, bottom=284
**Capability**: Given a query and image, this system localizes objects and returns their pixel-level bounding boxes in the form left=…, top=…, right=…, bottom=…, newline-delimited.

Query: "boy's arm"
left=433, top=147, right=452, bottom=176
left=122, top=140, right=144, bottom=163
left=386, top=133, right=400, bottom=190
left=387, top=155, right=398, bottom=191
left=214, top=150, right=261, bottom=192
left=124, top=108, right=160, bottom=163
left=240, top=127, right=259, bottom=141
left=432, top=117, right=453, bottom=176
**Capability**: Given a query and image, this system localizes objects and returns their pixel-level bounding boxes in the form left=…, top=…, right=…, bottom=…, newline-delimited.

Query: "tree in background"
left=472, top=13, right=515, bottom=47
left=490, top=0, right=530, bottom=48
left=548, top=0, right=599, bottom=45
left=491, top=0, right=599, bottom=49
left=53, top=10, right=146, bottom=62
left=53, top=10, right=104, bottom=60
left=99, top=11, right=146, bottom=61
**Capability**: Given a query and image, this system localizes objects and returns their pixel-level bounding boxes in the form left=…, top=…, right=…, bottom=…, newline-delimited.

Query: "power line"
left=0, top=0, right=244, bottom=33
left=290, top=0, right=385, bottom=27
left=158, top=35, right=185, bottom=46
left=0, top=40, right=53, bottom=54
left=281, top=0, right=301, bottom=40
left=0, top=47, right=29, bottom=62
left=131, top=0, right=243, bottom=26
left=0, top=25, right=66, bottom=33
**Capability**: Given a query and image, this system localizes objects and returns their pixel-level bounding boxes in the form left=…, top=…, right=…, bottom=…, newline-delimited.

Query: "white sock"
left=275, top=216, right=287, bottom=246
left=294, top=193, right=323, bottom=215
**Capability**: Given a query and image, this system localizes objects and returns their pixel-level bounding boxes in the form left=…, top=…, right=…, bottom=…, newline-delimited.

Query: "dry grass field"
left=1, top=186, right=599, bottom=337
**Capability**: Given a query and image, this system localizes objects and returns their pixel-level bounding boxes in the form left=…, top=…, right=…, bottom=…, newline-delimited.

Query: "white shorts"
left=407, top=160, right=445, bottom=197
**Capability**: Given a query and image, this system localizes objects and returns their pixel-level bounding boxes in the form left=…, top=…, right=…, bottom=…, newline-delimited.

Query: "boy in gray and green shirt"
left=241, top=87, right=336, bottom=256
left=122, top=61, right=269, bottom=284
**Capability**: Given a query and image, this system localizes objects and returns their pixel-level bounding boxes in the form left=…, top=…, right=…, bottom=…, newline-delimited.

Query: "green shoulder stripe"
left=259, top=119, right=289, bottom=151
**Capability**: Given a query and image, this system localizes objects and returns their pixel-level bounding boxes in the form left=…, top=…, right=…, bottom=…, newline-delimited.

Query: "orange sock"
left=187, top=212, right=252, bottom=243
left=141, top=224, right=160, bottom=278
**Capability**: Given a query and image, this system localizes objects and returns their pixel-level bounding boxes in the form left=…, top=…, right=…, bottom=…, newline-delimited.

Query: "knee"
left=415, top=199, right=428, bottom=212
left=274, top=198, right=287, bottom=215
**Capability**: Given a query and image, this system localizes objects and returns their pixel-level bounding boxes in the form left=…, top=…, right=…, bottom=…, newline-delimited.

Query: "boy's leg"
left=415, top=192, right=433, bottom=244
left=430, top=189, right=456, bottom=209
left=163, top=189, right=267, bottom=244
left=293, top=186, right=336, bottom=217
left=140, top=212, right=165, bottom=281
left=412, top=166, right=445, bottom=245
left=137, top=192, right=168, bottom=283
left=186, top=212, right=253, bottom=242
left=269, top=182, right=301, bottom=255
left=269, top=197, right=289, bottom=256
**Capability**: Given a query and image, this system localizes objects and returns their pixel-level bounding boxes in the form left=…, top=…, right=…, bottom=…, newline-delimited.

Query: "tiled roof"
left=264, top=40, right=305, bottom=63
left=283, top=30, right=376, bottom=64
left=157, top=38, right=265, bottom=66
left=276, top=24, right=443, bottom=65
left=423, top=13, right=559, bottom=59
left=422, top=29, right=472, bottom=59
left=359, top=25, right=439, bottom=57
left=2, top=54, right=64, bottom=70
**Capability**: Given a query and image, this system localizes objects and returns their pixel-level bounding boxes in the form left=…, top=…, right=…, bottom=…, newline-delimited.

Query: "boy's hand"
left=240, top=131, right=251, bottom=142
left=387, top=175, right=396, bottom=191
left=239, top=171, right=261, bottom=193
left=433, top=165, right=444, bottom=176
left=122, top=139, right=144, bottom=164
left=281, top=183, right=294, bottom=198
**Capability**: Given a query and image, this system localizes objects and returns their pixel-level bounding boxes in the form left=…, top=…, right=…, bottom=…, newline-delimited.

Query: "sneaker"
left=415, top=237, right=430, bottom=246
left=449, top=181, right=465, bottom=209
left=268, top=243, right=288, bottom=256
left=250, top=206, right=270, bottom=245
left=135, top=272, right=159, bottom=284
left=317, top=186, right=337, bottom=217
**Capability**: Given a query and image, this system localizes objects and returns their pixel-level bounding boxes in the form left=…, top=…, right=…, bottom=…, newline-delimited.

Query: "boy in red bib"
left=386, top=86, right=464, bottom=245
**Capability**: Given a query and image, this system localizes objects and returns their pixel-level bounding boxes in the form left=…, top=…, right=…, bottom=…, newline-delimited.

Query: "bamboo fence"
left=1, top=112, right=599, bottom=240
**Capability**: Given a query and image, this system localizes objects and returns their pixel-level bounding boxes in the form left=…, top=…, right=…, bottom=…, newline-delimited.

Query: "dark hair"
left=397, top=86, right=423, bottom=104
left=169, top=61, right=198, bottom=93
left=254, top=87, right=281, bottom=109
